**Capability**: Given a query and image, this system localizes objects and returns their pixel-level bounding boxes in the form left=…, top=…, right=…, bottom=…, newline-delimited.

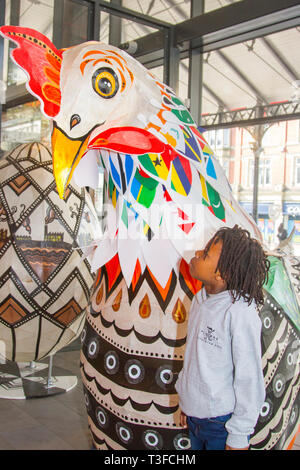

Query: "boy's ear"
left=215, top=271, right=225, bottom=282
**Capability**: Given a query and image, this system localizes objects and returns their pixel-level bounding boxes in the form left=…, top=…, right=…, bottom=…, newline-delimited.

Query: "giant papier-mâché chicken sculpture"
left=1, top=26, right=299, bottom=450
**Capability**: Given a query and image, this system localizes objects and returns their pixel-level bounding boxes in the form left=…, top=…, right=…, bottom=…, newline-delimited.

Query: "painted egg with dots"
left=0, top=142, right=97, bottom=361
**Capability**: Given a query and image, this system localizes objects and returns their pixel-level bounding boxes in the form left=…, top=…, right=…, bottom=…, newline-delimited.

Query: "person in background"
left=175, top=225, right=270, bottom=450
left=277, top=223, right=287, bottom=242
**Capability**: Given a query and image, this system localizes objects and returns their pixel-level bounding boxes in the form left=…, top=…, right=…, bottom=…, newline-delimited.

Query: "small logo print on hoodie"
left=199, top=326, right=222, bottom=349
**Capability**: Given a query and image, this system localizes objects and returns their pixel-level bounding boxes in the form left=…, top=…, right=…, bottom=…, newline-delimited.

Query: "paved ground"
left=0, top=341, right=92, bottom=450
left=0, top=341, right=299, bottom=450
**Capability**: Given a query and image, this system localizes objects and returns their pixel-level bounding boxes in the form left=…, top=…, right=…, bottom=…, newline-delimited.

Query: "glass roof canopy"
left=2, top=0, right=300, bottom=127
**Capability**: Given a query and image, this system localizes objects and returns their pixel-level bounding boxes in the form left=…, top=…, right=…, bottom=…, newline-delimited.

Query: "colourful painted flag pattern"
left=200, top=173, right=225, bottom=221
left=170, top=96, right=195, bottom=125
left=170, top=155, right=192, bottom=196
left=109, top=153, right=134, bottom=193
left=180, top=126, right=202, bottom=164
left=100, top=74, right=224, bottom=227
left=138, top=153, right=170, bottom=181
left=130, top=169, right=158, bottom=208
left=108, top=173, right=119, bottom=208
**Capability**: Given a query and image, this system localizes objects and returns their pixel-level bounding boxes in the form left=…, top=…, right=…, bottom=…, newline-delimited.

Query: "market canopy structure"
left=4, top=0, right=300, bottom=128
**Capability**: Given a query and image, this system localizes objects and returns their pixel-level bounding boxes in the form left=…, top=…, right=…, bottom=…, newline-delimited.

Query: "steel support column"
left=247, top=115, right=272, bottom=223
left=163, top=27, right=179, bottom=91
left=10, top=0, right=20, bottom=26
left=53, top=0, right=66, bottom=49
left=53, top=0, right=93, bottom=49
left=52, top=0, right=64, bottom=49
left=188, top=0, right=204, bottom=126
left=89, top=0, right=100, bottom=40
left=0, top=0, right=21, bottom=155
left=109, top=0, right=122, bottom=46
left=251, top=138, right=262, bottom=223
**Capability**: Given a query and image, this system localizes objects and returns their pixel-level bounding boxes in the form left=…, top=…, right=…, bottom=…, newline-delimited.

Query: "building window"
left=249, top=158, right=271, bottom=187
left=206, top=129, right=230, bottom=149
left=1, top=102, right=51, bottom=152
left=219, top=158, right=229, bottom=179
left=262, top=125, right=281, bottom=147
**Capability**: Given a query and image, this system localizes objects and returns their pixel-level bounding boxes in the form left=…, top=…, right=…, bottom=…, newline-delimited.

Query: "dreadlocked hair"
left=204, top=224, right=270, bottom=307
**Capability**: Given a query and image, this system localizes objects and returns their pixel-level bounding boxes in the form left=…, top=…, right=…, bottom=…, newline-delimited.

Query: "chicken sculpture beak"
left=51, top=125, right=90, bottom=199
left=51, top=124, right=166, bottom=199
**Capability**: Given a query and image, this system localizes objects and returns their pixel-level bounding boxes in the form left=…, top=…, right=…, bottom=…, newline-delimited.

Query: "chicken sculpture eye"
left=92, top=67, right=119, bottom=99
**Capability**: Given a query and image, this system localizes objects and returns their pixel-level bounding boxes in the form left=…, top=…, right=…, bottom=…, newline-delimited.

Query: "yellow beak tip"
left=56, top=181, right=66, bottom=200
left=51, top=126, right=90, bottom=201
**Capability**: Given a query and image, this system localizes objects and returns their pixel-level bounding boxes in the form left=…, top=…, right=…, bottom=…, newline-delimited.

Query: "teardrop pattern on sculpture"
left=172, top=299, right=187, bottom=324
left=96, top=283, right=104, bottom=305
left=139, top=294, right=151, bottom=318
left=112, top=289, right=122, bottom=311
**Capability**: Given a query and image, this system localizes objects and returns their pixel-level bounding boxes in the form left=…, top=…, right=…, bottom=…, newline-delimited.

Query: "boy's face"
left=189, top=239, right=223, bottom=284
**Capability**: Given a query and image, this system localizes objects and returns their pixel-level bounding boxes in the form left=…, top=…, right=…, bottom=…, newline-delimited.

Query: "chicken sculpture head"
left=0, top=26, right=262, bottom=285
left=2, top=26, right=299, bottom=451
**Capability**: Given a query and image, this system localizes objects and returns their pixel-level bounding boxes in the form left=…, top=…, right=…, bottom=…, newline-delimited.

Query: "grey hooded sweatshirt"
left=175, top=288, right=265, bottom=449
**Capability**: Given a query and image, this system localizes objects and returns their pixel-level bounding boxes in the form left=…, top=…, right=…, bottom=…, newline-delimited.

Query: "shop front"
left=239, top=202, right=274, bottom=245
left=283, top=203, right=300, bottom=246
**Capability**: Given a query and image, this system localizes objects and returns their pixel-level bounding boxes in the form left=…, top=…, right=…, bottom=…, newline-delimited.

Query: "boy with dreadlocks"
left=175, top=225, right=270, bottom=450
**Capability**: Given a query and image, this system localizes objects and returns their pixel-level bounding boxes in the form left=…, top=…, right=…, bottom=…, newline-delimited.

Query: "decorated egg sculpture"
left=0, top=142, right=97, bottom=362
left=1, top=26, right=299, bottom=451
